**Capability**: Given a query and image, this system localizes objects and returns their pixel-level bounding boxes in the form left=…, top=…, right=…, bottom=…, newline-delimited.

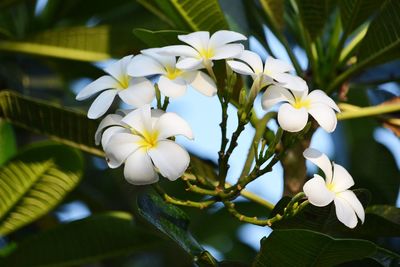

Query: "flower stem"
left=240, top=112, right=276, bottom=178
left=152, top=184, right=215, bottom=209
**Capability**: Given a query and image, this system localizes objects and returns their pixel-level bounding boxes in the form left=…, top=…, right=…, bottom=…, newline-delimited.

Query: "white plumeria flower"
left=127, top=48, right=217, bottom=97
left=227, top=50, right=307, bottom=91
left=262, top=84, right=340, bottom=132
left=160, top=30, right=247, bottom=71
left=76, top=55, right=155, bottom=119
left=303, top=148, right=365, bottom=228
left=99, top=104, right=193, bottom=185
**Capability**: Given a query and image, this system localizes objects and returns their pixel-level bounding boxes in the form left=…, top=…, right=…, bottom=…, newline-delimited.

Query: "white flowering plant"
left=0, top=1, right=399, bottom=266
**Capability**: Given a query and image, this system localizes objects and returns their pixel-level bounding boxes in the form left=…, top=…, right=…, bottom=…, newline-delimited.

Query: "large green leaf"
left=253, top=229, right=377, bottom=267
left=296, top=0, right=331, bottom=40
left=0, top=90, right=102, bottom=156
left=259, top=0, right=284, bottom=30
left=0, top=120, right=16, bottom=166
left=148, top=0, right=229, bottom=32
left=0, top=142, right=82, bottom=236
left=170, top=0, right=229, bottom=32
left=0, top=26, right=110, bottom=61
left=137, top=192, right=217, bottom=266
left=357, top=0, right=400, bottom=68
left=1, top=212, right=158, bottom=267
left=338, top=0, right=383, bottom=35
left=133, top=28, right=187, bottom=48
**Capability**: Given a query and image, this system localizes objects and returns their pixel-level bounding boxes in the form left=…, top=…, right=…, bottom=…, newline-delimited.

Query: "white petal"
left=208, top=30, right=247, bottom=48
left=101, top=126, right=129, bottom=148
left=332, top=163, right=354, bottom=192
left=184, top=71, right=217, bottom=96
left=141, top=48, right=176, bottom=69
left=264, top=56, right=294, bottom=74
left=178, top=31, right=209, bottom=51
left=336, top=190, right=365, bottom=223
left=334, top=196, right=358, bottom=228
left=118, top=78, right=155, bottom=107
left=105, top=55, right=132, bottom=80
left=307, top=90, right=340, bottom=112
left=277, top=103, right=308, bottom=132
left=121, top=104, right=152, bottom=134
left=159, top=45, right=199, bottom=58
left=211, top=44, right=244, bottom=60
left=127, top=54, right=166, bottom=77
left=308, top=103, right=337, bottom=133
left=176, top=57, right=203, bottom=70
left=124, top=149, right=159, bottom=185
left=95, top=114, right=124, bottom=145
left=227, top=60, right=255, bottom=76
left=303, top=175, right=335, bottom=207
left=104, top=133, right=142, bottom=168
left=76, top=76, right=117, bottom=100
left=148, top=140, right=190, bottom=181
left=157, top=76, right=187, bottom=98
left=273, top=73, right=308, bottom=92
left=303, top=148, right=333, bottom=184
left=261, top=85, right=294, bottom=110
left=87, top=89, right=118, bottom=119
left=237, top=50, right=264, bottom=74
left=154, top=112, right=193, bottom=140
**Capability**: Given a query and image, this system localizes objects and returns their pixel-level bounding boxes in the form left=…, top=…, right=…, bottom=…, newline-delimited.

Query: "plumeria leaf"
left=137, top=192, right=217, bottom=266
left=168, top=0, right=229, bottom=32
left=0, top=90, right=102, bottom=156
left=137, top=0, right=191, bottom=30
left=357, top=0, right=400, bottom=69
left=253, top=229, right=377, bottom=267
left=296, top=0, right=332, bottom=40
left=338, top=0, right=383, bottom=35
left=0, top=26, right=110, bottom=61
left=133, top=28, right=187, bottom=48
left=0, top=120, right=16, bottom=166
left=0, top=212, right=159, bottom=267
left=138, top=0, right=228, bottom=32
left=0, top=142, right=82, bottom=236
left=0, top=25, right=140, bottom=61
left=259, top=0, right=285, bottom=30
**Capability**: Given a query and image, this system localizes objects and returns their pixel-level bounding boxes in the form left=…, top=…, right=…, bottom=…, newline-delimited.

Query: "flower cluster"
left=76, top=30, right=363, bottom=228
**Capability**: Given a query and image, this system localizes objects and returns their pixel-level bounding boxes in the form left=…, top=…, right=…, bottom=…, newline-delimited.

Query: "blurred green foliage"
left=0, top=0, right=399, bottom=266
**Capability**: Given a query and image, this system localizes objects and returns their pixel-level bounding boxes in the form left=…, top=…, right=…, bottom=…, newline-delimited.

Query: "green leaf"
left=138, top=0, right=190, bottom=30
left=133, top=28, right=187, bottom=48
left=259, top=0, right=284, bottom=30
left=0, top=142, right=83, bottom=236
left=296, top=0, right=331, bottom=40
left=0, top=120, right=16, bottom=166
left=0, top=90, right=102, bottom=156
left=253, top=229, right=377, bottom=267
left=137, top=192, right=216, bottom=266
left=0, top=26, right=111, bottom=61
left=1, top=212, right=158, bottom=267
left=357, top=0, right=400, bottom=68
left=338, top=0, right=383, bottom=34
left=167, top=0, right=229, bottom=32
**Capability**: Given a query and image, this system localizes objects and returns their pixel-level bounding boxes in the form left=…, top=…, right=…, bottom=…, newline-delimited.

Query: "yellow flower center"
left=326, top=182, right=335, bottom=192
left=118, top=75, right=131, bottom=89
left=198, top=48, right=214, bottom=59
left=293, top=98, right=311, bottom=109
left=137, top=130, right=159, bottom=149
left=166, top=67, right=182, bottom=80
